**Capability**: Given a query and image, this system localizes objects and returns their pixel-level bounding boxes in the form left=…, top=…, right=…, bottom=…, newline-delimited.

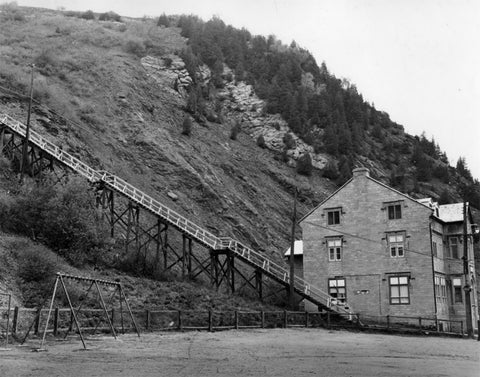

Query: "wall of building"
left=301, top=170, right=436, bottom=319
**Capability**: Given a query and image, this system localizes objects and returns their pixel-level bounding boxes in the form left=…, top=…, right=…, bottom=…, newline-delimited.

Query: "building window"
left=387, top=203, right=402, bottom=220
left=449, top=237, right=459, bottom=259
left=452, top=278, right=463, bottom=303
left=327, top=238, right=342, bottom=261
left=327, top=209, right=341, bottom=225
left=387, top=232, right=405, bottom=258
left=432, top=241, right=438, bottom=257
left=435, top=275, right=447, bottom=304
left=389, top=276, right=410, bottom=304
left=328, top=278, right=346, bottom=304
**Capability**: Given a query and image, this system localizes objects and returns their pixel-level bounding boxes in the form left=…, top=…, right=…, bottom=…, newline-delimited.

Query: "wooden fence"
left=0, top=307, right=466, bottom=341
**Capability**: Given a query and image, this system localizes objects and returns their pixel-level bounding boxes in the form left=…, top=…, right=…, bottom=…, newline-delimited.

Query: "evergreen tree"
left=297, top=153, right=313, bottom=176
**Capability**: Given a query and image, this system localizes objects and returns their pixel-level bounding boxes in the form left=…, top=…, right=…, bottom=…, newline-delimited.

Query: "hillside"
left=0, top=5, right=478, bottom=307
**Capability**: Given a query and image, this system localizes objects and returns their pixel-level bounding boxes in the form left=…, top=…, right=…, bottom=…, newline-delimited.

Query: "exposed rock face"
left=141, top=55, right=192, bottom=97
left=218, top=79, right=328, bottom=170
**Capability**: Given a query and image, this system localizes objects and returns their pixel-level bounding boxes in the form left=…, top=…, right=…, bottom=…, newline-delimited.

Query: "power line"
left=301, top=220, right=439, bottom=259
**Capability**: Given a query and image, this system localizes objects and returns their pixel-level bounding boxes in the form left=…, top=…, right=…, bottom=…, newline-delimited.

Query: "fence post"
left=234, top=311, right=238, bottom=330
left=145, top=310, right=150, bottom=330
left=12, top=307, right=19, bottom=335
left=283, top=310, right=288, bottom=328
left=208, top=310, right=213, bottom=332
left=53, top=308, right=59, bottom=336
left=305, top=311, right=309, bottom=328
left=261, top=311, right=265, bottom=329
left=178, top=310, right=182, bottom=331
left=386, top=315, right=390, bottom=330
left=418, top=317, right=422, bottom=329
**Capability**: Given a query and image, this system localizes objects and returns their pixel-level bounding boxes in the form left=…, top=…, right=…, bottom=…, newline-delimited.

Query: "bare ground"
left=0, top=328, right=478, bottom=377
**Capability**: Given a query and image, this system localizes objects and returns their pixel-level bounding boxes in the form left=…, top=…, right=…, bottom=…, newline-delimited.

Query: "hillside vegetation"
left=0, top=4, right=478, bottom=307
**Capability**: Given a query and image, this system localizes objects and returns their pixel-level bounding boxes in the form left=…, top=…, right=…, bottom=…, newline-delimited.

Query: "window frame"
left=387, top=232, right=406, bottom=258
left=328, top=277, right=346, bottom=304
left=326, top=208, right=341, bottom=225
left=389, top=275, right=410, bottom=305
left=387, top=203, right=402, bottom=220
left=449, top=237, right=459, bottom=259
left=327, top=238, right=343, bottom=261
left=452, top=278, right=463, bottom=304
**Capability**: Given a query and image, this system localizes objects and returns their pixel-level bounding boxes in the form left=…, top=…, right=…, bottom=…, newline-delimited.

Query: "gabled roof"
left=284, top=240, right=303, bottom=256
left=299, top=168, right=433, bottom=223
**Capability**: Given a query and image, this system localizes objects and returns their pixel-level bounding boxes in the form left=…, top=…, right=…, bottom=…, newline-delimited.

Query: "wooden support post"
left=53, top=308, right=59, bottom=336
left=94, top=281, right=117, bottom=339
left=12, top=307, right=19, bottom=335
left=109, top=190, right=115, bottom=237
left=255, top=270, right=263, bottom=301
left=163, top=223, right=168, bottom=271
left=230, top=253, right=235, bottom=294
left=261, top=311, right=265, bottom=329
left=178, top=310, right=182, bottom=331
left=134, top=206, right=140, bottom=263
left=125, top=203, right=133, bottom=255
left=187, top=238, right=192, bottom=278
left=418, top=317, right=422, bottom=329
left=111, top=308, right=115, bottom=327
left=146, top=310, right=151, bottom=330
left=182, top=235, right=187, bottom=278
left=155, top=220, right=161, bottom=271
left=234, top=311, right=239, bottom=330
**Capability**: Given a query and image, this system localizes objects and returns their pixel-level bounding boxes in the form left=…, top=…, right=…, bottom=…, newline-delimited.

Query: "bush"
left=80, top=10, right=95, bottom=20
left=99, top=11, right=121, bottom=22
left=296, top=153, right=313, bottom=176
left=182, top=116, right=192, bottom=136
left=230, top=120, right=241, bottom=140
left=256, top=134, right=266, bottom=148
left=283, top=133, right=296, bottom=149
left=6, top=174, right=109, bottom=266
left=322, top=161, right=339, bottom=180
left=124, top=40, right=146, bottom=57
left=0, top=2, right=25, bottom=21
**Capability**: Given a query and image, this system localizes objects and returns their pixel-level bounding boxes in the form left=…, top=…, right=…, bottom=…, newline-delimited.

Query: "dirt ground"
left=0, top=328, right=478, bottom=377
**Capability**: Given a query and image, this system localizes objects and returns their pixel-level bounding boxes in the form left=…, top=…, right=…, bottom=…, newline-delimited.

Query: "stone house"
left=299, top=167, right=478, bottom=332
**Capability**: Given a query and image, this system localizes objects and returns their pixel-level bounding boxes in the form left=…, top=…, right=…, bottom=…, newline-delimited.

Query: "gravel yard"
left=0, top=328, right=478, bottom=377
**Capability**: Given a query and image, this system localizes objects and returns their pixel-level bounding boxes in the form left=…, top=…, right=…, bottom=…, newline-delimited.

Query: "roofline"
left=298, top=177, right=353, bottom=223
left=299, top=174, right=433, bottom=224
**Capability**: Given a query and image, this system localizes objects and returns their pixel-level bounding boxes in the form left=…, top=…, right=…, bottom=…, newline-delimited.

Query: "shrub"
left=322, top=161, right=339, bottom=180
left=256, top=134, right=266, bottom=148
left=0, top=2, right=25, bottom=21
left=283, top=133, right=296, bottom=149
left=6, top=175, right=109, bottom=266
left=99, top=11, right=121, bottom=22
left=181, top=116, right=192, bottom=136
left=296, top=153, right=313, bottom=176
left=230, top=120, right=241, bottom=140
left=124, top=40, right=146, bottom=57
left=80, top=10, right=95, bottom=20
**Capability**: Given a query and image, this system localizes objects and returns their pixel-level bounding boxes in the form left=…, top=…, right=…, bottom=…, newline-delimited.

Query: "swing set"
left=30, top=272, right=140, bottom=351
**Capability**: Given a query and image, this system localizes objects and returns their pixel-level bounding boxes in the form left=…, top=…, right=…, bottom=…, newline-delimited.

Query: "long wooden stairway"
left=0, top=112, right=353, bottom=316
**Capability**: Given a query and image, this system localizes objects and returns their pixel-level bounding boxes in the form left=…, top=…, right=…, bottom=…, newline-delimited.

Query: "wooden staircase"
left=0, top=112, right=354, bottom=316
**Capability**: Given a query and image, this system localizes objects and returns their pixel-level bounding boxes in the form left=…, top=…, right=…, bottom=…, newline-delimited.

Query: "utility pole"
left=20, top=64, right=35, bottom=183
left=289, top=187, right=298, bottom=310
left=463, top=201, right=473, bottom=338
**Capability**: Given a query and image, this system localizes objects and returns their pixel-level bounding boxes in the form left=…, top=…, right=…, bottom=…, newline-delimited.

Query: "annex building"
left=299, top=167, right=478, bottom=332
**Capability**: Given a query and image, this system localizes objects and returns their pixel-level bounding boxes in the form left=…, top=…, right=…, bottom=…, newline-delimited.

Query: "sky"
left=17, top=0, right=480, bottom=179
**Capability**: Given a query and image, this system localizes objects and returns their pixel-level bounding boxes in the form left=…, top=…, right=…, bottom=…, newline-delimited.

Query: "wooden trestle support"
left=0, top=112, right=355, bottom=315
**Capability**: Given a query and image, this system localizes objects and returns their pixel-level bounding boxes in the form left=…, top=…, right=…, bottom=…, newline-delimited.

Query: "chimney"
left=352, top=167, right=370, bottom=178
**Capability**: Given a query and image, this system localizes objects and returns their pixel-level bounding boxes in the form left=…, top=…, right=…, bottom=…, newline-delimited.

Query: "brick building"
left=299, top=167, right=478, bottom=332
